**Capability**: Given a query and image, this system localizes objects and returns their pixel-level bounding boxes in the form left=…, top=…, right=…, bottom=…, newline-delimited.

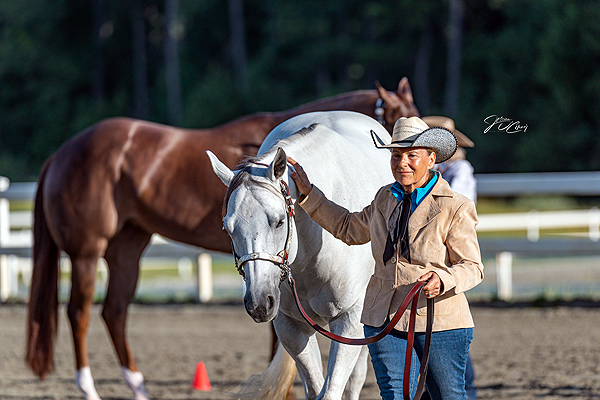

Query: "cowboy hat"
left=371, top=116, right=458, bottom=163
left=421, top=116, right=474, bottom=148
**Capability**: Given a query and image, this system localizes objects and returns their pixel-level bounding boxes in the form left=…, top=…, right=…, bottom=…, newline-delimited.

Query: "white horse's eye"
left=276, top=219, right=285, bottom=228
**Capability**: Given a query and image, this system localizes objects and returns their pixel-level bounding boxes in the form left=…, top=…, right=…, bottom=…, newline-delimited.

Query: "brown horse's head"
left=376, top=77, right=420, bottom=134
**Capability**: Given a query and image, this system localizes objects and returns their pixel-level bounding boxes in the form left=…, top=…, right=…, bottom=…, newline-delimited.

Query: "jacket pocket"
left=416, top=293, right=457, bottom=317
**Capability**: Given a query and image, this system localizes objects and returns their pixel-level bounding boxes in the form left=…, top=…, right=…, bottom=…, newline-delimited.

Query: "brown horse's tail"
left=26, top=156, right=60, bottom=380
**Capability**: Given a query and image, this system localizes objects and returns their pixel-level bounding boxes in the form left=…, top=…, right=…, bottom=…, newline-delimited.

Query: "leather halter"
left=375, top=98, right=386, bottom=126
left=232, top=179, right=295, bottom=285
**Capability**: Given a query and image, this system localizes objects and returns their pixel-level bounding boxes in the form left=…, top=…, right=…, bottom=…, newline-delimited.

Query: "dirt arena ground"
left=1, top=302, right=599, bottom=400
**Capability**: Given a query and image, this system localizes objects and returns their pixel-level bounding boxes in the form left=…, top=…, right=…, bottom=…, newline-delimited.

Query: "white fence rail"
left=477, top=208, right=600, bottom=242
left=2, top=174, right=600, bottom=302
left=0, top=178, right=215, bottom=302
left=475, top=171, right=600, bottom=196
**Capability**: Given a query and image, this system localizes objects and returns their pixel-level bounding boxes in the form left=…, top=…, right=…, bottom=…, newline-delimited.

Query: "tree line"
left=0, top=0, right=599, bottom=180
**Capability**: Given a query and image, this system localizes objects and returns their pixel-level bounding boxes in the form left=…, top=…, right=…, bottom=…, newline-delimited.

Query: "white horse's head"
left=207, top=148, right=298, bottom=323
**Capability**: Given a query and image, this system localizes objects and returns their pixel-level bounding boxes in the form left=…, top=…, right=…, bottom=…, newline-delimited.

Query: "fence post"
left=526, top=210, right=539, bottom=242
left=0, top=255, right=9, bottom=301
left=589, top=207, right=599, bottom=242
left=0, top=177, right=10, bottom=247
left=0, top=177, right=10, bottom=301
left=196, top=253, right=212, bottom=303
left=496, top=251, right=513, bottom=301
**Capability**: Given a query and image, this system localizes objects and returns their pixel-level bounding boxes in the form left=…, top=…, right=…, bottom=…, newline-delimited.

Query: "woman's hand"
left=287, top=156, right=312, bottom=196
left=417, top=271, right=443, bottom=298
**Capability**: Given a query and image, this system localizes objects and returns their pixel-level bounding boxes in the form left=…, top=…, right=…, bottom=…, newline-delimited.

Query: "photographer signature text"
left=483, top=115, right=528, bottom=134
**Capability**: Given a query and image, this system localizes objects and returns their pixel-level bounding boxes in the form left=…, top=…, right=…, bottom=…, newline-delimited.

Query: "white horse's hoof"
left=122, top=367, right=150, bottom=400
left=76, top=367, right=102, bottom=400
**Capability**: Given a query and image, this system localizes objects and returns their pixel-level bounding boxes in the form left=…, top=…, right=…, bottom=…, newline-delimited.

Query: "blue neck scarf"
left=389, top=170, right=438, bottom=213
left=382, top=171, right=438, bottom=264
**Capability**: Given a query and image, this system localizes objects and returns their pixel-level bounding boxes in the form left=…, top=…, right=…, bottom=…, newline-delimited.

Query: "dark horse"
left=26, top=78, right=419, bottom=399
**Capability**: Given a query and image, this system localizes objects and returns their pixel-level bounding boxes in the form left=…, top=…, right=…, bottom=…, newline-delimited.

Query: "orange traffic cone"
left=191, top=362, right=212, bottom=391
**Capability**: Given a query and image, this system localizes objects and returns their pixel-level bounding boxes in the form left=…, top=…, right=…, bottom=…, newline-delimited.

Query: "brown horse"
left=26, top=78, right=419, bottom=400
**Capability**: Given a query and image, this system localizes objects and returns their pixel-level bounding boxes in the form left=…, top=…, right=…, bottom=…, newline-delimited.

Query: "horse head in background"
left=26, top=78, right=418, bottom=400
left=208, top=111, right=394, bottom=400
left=375, top=77, right=420, bottom=130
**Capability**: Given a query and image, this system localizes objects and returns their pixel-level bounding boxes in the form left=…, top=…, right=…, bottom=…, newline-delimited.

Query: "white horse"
left=208, top=111, right=394, bottom=400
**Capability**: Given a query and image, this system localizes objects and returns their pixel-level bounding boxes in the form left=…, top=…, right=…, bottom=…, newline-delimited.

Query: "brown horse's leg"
left=270, top=322, right=279, bottom=359
left=68, top=254, right=102, bottom=400
left=102, top=223, right=151, bottom=400
left=271, top=322, right=298, bottom=400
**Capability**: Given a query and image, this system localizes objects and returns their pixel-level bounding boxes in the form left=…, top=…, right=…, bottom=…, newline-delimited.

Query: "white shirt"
left=437, top=159, right=477, bottom=203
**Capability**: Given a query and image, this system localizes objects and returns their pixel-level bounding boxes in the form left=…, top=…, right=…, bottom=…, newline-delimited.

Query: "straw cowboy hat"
left=421, top=116, right=474, bottom=148
left=371, top=116, right=458, bottom=163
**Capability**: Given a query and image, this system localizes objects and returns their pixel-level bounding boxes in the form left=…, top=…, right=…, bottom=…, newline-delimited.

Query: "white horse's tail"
left=230, top=343, right=296, bottom=400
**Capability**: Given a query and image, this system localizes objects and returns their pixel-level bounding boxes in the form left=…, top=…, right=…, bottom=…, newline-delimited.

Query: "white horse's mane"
left=223, top=123, right=320, bottom=209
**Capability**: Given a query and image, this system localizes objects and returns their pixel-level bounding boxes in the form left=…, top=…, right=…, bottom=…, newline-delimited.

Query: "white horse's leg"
left=275, top=314, right=325, bottom=400
left=76, top=367, right=102, bottom=400
left=343, top=346, right=369, bottom=400
left=319, top=311, right=366, bottom=400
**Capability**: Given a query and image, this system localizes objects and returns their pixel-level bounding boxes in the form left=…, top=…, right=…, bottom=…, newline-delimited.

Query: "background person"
left=423, top=116, right=476, bottom=203
left=288, top=116, right=484, bottom=400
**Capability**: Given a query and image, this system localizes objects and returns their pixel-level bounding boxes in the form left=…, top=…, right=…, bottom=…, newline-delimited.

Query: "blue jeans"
left=465, top=355, right=477, bottom=400
left=364, top=325, right=473, bottom=400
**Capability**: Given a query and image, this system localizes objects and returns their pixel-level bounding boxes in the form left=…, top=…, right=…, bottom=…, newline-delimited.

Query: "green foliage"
left=459, top=0, right=600, bottom=173
left=0, top=0, right=598, bottom=180
left=183, top=66, right=245, bottom=128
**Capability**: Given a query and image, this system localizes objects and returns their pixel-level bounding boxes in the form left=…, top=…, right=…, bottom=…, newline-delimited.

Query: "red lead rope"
left=288, top=276, right=434, bottom=400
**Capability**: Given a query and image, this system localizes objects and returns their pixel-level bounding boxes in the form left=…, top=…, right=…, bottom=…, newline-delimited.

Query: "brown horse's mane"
left=284, top=90, right=374, bottom=109
left=275, top=90, right=376, bottom=119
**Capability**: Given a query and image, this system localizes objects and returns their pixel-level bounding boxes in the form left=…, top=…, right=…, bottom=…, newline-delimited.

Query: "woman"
left=288, top=116, right=484, bottom=400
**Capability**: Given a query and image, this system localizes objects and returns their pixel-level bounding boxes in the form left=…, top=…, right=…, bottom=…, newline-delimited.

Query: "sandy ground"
left=1, top=302, right=599, bottom=400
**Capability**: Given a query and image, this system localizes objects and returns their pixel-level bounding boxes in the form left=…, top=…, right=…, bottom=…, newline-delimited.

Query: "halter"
left=232, top=179, right=295, bottom=285
left=375, top=98, right=386, bottom=126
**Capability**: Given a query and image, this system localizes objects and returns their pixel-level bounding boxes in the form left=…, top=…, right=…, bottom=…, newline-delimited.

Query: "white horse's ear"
left=206, top=150, right=234, bottom=187
left=268, top=147, right=287, bottom=181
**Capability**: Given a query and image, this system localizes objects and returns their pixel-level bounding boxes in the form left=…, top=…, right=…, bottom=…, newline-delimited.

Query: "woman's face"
left=390, top=147, right=436, bottom=192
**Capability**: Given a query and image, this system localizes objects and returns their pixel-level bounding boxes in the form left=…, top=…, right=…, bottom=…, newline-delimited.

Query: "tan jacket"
left=298, top=173, right=484, bottom=332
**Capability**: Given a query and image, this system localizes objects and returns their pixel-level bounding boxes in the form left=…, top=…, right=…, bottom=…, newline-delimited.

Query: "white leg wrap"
left=122, top=367, right=149, bottom=400
left=76, top=366, right=102, bottom=400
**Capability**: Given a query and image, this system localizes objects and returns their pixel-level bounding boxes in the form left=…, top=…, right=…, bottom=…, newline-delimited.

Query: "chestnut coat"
left=298, top=172, right=484, bottom=332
